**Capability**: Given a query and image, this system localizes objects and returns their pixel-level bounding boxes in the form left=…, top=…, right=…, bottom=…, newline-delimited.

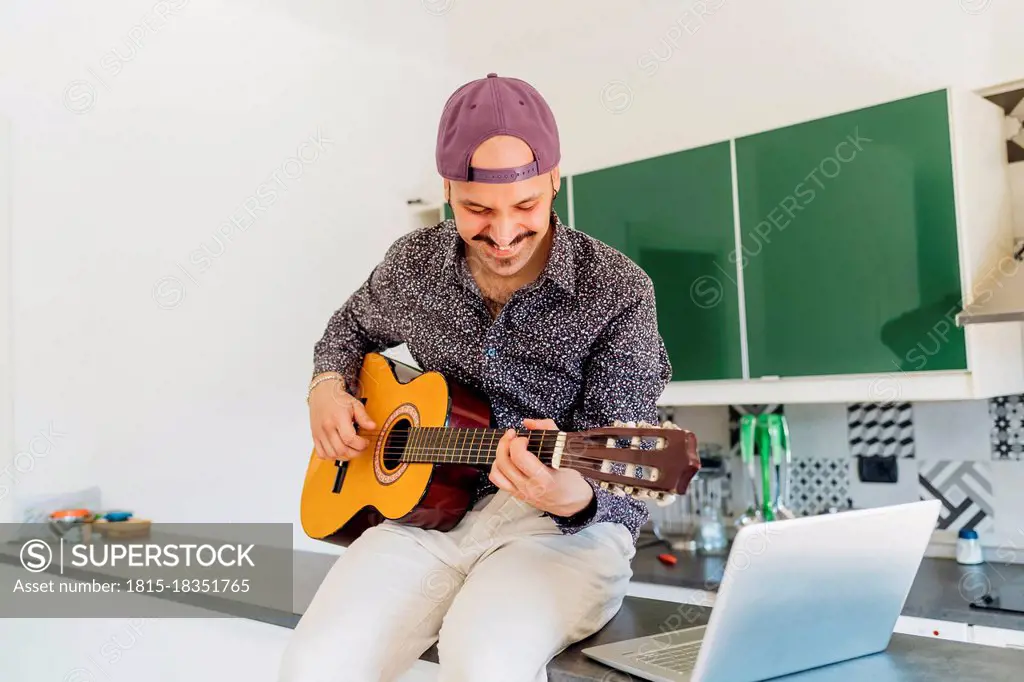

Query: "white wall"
left=0, top=0, right=469, bottom=551
left=0, top=115, right=11, bottom=524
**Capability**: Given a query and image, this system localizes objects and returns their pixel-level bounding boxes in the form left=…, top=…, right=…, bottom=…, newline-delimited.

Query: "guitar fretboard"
left=399, top=427, right=562, bottom=466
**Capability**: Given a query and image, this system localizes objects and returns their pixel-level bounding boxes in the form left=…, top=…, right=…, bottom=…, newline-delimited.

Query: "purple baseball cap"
left=436, top=73, right=560, bottom=184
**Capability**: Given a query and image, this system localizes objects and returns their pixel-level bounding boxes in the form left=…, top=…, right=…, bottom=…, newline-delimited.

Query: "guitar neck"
left=399, top=427, right=566, bottom=467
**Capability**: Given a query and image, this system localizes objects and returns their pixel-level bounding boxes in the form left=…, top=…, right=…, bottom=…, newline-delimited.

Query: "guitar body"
left=300, top=352, right=488, bottom=547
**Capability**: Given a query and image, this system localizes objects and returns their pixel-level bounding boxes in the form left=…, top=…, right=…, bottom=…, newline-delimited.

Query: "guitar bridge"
left=332, top=460, right=348, bottom=494
left=331, top=395, right=367, bottom=493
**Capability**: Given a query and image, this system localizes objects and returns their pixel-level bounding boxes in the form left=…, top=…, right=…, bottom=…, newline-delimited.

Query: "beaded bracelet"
left=306, top=373, right=344, bottom=402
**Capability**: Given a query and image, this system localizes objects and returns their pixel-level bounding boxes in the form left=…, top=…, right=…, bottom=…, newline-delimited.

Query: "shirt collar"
left=441, top=209, right=576, bottom=298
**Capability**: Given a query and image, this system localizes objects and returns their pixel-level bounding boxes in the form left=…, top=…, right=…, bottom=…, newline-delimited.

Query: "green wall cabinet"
left=426, top=87, right=1019, bottom=402
left=735, top=90, right=967, bottom=378
left=572, top=142, right=743, bottom=382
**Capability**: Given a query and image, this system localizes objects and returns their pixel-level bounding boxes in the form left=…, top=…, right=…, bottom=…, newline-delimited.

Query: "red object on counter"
left=50, top=509, right=92, bottom=520
left=658, top=553, right=677, bottom=566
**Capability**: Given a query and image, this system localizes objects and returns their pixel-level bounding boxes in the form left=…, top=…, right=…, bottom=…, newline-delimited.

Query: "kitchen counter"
left=630, top=532, right=1024, bottom=632
left=541, top=596, right=1024, bottom=682
left=4, top=530, right=1024, bottom=681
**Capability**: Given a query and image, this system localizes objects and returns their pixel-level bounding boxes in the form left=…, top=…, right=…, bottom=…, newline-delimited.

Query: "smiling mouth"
left=482, top=232, right=530, bottom=256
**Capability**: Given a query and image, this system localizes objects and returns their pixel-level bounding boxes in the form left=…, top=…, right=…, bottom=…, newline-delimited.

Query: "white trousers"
left=278, top=489, right=636, bottom=682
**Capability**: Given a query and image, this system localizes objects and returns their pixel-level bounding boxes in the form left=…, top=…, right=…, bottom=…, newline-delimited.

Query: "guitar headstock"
left=559, top=419, right=700, bottom=506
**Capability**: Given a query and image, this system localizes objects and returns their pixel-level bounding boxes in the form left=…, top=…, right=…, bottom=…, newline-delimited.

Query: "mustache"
left=474, top=232, right=532, bottom=248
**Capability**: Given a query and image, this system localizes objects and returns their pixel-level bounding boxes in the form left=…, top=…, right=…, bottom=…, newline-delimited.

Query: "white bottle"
left=956, top=529, right=984, bottom=565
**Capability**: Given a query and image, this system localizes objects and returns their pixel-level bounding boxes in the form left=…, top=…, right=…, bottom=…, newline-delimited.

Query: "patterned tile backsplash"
left=918, top=461, right=995, bottom=534
left=658, top=395, right=1024, bottom=546
left=847, top=402, right=915, bottom=458
left=789, top=459, right=851, bottom=516
left=990, top=395, right=1024, bottom=461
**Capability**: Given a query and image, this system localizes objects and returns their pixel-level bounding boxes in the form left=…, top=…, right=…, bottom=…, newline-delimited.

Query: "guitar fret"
left=417, top=427, right=427, bottom=462
left=471, top=430, right=483, bottom=464
left=419, top=427, right=429, bottom=462
left=429, top=427, right=438, bottom=460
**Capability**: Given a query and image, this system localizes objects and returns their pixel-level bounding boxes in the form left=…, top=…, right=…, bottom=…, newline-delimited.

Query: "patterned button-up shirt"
left=311, top=210, right=673, bottom=542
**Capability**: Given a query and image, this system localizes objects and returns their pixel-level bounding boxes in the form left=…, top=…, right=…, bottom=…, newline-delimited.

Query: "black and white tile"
left=989, top=395, right=1024, bottom=461
left=918, top=461, right=995, bottom=535
left=789, top=458, right=851, bottom=516
left=983, top=87, right=1024, bottom=164
left=847, top=402, right=914, bottom=458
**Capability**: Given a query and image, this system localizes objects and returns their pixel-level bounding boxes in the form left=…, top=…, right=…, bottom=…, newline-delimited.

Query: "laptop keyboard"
left=633, top=639, right=702, bottom=673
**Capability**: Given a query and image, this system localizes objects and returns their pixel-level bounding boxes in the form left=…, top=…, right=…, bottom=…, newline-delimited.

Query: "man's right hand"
left=309, top=377, right=377, bottom=461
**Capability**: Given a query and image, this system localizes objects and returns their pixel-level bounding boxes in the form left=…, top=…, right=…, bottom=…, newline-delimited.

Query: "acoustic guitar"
left=300, top=352, right=700, bottom=546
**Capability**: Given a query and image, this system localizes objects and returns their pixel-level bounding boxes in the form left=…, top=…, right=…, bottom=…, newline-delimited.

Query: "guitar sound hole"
left=382, top=419, right=411, bottom=471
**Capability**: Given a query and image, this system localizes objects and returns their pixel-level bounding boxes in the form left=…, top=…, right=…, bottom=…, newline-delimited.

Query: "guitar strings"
left=317, top=427, right=659, bottom=472
left=343, top=429, right=657, bottom=453
left=362, top=431, right=654, bottom=459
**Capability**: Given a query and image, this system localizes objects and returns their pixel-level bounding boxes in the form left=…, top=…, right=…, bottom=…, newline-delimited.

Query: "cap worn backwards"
left=435, top=73, right=560, bottom=184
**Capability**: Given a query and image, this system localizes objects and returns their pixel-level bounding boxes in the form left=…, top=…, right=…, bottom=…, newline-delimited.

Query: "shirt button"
left=485, top=348, right=498, bottom=358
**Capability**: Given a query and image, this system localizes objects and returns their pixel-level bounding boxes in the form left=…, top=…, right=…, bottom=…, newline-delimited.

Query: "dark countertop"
left=5, top=531, right=1024, bottom=681
left=629, top=533, right=1024, bottom=632
left=537, top=597, right=1024, bottom=682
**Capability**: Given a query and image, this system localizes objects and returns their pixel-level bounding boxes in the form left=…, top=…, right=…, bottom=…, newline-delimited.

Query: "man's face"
left=446, top=135, right=560, bottom=280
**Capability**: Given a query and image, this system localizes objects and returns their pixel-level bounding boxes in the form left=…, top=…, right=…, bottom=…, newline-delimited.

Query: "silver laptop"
left=583, top=499, right=941, bottom=682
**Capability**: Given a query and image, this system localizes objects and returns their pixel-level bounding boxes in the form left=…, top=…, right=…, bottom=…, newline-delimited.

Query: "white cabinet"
left=894, top=615, right=971, bottom=643
left=894, top=616, right=1024, bottom=650
left=970, top=625, right=1024, bottom=650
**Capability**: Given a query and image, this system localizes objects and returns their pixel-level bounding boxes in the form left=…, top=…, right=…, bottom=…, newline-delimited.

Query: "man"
left=280, top=73, right=672, bottom=682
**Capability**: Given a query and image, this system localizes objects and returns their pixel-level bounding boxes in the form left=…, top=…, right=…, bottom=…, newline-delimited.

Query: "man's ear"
left=444, top=179, right=451, bottom=204
left=550, top=169, right=561, bottom=199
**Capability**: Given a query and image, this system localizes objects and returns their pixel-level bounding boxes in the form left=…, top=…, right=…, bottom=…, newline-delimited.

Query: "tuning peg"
left=630, top=489, right=651, bottom=500
left=652, top=492, right=677, bottom=507
left=610, top=485, right=627, bottom=497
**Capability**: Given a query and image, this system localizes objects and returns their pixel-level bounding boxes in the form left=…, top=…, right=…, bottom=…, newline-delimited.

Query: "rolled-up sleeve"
left=550, top=274, right=673, bottom=541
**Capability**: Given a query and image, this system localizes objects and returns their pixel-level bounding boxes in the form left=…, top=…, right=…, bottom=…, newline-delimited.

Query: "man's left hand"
left=488, top=418, right=595, bottom=518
